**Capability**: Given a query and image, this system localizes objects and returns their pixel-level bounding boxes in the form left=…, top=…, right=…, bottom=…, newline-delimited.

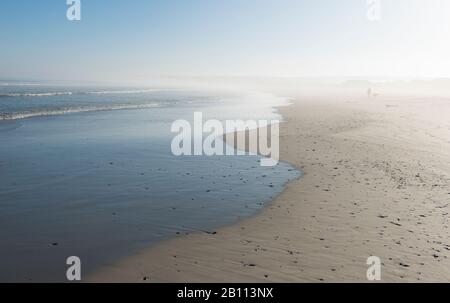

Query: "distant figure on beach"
left=368, top=88, right=372, bottom=99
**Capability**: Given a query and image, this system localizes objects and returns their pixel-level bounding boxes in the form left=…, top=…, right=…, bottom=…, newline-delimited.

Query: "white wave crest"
left=0, top=103, right=161, bottom=121
left=0, top=89, right=167, bottom=98
left=0, top=92, right=73, bottom=97
left=86, top=89, right=163, bottom=95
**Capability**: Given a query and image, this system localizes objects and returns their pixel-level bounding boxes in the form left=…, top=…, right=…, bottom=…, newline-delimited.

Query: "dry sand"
left=88, top=94, right=450, bottom=282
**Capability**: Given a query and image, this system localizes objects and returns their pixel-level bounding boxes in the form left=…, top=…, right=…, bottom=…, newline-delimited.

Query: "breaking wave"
left=0, top=92, right=74, bottom=97
left=0, top=103, right=161, bottom=121
left=0, top=89, right=167, bottom=98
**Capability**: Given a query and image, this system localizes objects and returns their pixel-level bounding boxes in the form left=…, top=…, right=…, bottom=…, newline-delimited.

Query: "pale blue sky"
left=1, top=0, right=449, bottom=82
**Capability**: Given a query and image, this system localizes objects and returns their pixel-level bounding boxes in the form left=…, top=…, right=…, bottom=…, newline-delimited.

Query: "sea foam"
left=0, top=103, right=161, bottom=121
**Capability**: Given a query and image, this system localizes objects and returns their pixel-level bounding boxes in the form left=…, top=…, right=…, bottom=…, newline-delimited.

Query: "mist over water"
left=0, top=85, right=300, bottom=282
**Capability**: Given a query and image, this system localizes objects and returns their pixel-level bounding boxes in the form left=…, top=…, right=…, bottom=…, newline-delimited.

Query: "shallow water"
left=0, top=86, right=300, bottom=282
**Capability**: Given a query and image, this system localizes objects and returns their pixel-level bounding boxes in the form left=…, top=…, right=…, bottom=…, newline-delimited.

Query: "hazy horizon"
left=2, top=0, right=450, bottom=82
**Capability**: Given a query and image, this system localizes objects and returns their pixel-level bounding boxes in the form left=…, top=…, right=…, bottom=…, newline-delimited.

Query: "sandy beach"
left=88, top=93, right=450, bottom=283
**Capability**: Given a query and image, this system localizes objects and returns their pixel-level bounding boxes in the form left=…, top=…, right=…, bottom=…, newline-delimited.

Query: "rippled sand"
left=88, top=93, right=450, bottom=282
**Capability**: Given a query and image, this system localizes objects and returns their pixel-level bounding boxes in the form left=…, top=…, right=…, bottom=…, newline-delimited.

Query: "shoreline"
left=0, top=90, right=297, bottom=282
left=87, top=94, right=450, bottom=282
left=86, top=101, right=302, bottom=282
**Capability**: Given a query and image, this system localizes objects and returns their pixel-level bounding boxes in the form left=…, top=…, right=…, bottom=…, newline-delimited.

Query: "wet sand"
left=88, top=94, right=450, bottom=282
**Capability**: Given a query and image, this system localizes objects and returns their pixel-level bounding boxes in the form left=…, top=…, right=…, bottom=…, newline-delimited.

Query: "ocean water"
left=0, top=83, right=300, bottom=282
